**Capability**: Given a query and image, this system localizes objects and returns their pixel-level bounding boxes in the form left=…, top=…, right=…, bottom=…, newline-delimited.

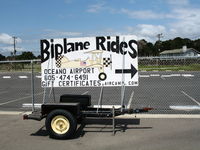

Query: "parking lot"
left=0, top=71, right=200, bottom=149
left=0, top=71, right=200, bottom=114
left=1, top=114, right=200, bottom=150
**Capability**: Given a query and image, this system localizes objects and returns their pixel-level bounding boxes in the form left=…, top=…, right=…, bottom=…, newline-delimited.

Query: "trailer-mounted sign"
left=41, top=35, right=138, bottom=87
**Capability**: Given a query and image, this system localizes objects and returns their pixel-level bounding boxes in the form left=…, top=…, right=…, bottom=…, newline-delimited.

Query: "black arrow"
left=115, top=64, right=137, bottom=79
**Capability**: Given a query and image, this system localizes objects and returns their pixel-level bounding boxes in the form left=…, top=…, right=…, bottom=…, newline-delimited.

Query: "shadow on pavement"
left=30, top=118, right=152, bottom=139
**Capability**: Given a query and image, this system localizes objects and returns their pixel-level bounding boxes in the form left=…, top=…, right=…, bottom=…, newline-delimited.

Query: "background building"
left=160, top=46, right=200, bottom=57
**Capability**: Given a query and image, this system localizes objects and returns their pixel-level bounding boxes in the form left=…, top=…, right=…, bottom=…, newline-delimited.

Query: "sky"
left=0, top=0, right=200, bottom=56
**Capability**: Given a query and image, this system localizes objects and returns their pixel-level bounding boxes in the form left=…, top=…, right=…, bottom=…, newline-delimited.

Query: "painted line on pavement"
left=19, top=76, right=28, bottom=79
left=0, top=92, right=43, bottom=106
left=150, top=74, right=160, bottom=77
left=82, top=91, right=89, bottom=95
left=181, top=91, right=200, bottom=106
left=182, top=74, right=194, bottom=77
left=0, top=111, right=24, bottom=115
left=3, top=76, right=11, bottom=79
left=36, top=76, right=41, bottom=78
left=139, top=75, right=150, bottom=78
left=161, top=75, right=171, bottom=78
left=161, top=77, right=166, bottom=80
left=170, top=74, right=181, bottom=77
left=1, top=111, right=200, bottom=118
left=116, top=114, right=200, bottom=119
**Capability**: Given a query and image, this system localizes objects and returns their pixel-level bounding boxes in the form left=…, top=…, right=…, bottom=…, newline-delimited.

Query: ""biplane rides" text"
left=41, top=36, right=137, bottom=63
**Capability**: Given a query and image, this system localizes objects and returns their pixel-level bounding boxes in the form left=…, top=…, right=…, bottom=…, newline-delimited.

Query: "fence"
left=0, top=56, right=200, bottom=114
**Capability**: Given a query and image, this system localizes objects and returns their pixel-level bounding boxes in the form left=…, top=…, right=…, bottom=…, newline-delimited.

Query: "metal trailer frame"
left=23, top=93, right=152, bottom=138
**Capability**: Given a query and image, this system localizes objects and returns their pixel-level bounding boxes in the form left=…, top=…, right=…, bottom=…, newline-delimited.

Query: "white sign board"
left=41, top=35, right=138, bottom=87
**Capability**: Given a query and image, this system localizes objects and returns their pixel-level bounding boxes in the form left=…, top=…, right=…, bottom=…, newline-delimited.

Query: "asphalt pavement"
left=0, top=71, right=200, bottom=114
left=0, top=71, right=200, bottom=150
left=1, top=114, right=200, bottom=150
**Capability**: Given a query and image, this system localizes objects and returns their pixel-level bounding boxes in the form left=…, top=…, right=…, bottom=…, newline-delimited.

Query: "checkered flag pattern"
left=56, top=55, right=64, bottom=68
left=103, top=57, right=112, bottom=67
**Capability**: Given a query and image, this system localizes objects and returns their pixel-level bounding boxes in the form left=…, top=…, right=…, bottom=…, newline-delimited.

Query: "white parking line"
left=3, top=76, right=11, bottom=79
left=0, top=92, right=43, bottom=106
left=139, top=75, right=150, bottom=78
left=19, top=76, right=28, bottom=79
left=150, top=74, right=160, bottom=77
left=1, top=111, right=200, bottom=118
left=181, top=91, right=200, bottom=106
left=116, top=114, right=200, bottom=119
left=0, top=111, right=24, bottom=115
left=36, top=76, right=41, bottom=78
left=182, top=74, right=194, bottom=77
left=161, top=77, right=166, bottom=80
left=82, top=91, right=89, bottom=95
left=170, top=74, right=180, bottom=77
left=161, top=75, right=171, bottom=78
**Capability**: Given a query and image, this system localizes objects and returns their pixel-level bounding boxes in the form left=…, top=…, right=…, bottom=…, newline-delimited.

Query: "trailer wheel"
left=45, top=109, right=77, bottom=139
left=99, top=72, right=107, bottom=81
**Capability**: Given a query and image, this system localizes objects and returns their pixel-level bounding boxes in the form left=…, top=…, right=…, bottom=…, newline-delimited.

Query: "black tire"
left=99, top=72, right=107, bottom=81
left=45, top=109, right=77, bottom=139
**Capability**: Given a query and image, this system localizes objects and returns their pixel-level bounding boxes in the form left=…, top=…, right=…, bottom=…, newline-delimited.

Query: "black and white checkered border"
left=103, top=57, right=112, bottom=67
left=56, top=55, right=64, bottom=68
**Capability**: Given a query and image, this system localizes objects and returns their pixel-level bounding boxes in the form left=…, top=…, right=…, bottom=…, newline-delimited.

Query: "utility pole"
left=157, top=33, right=163, bottom=42
left=156, top=33, right=163, bottom=53
left=13, top=36, right=17, bottom=59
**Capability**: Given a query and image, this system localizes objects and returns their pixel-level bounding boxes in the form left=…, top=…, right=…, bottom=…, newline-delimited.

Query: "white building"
left=160, top=46, right=200, bottom=57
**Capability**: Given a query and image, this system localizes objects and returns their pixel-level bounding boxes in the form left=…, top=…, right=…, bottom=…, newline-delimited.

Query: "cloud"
left=124, top=7, right=200, bottom=41
left=0, top=46, right=24, bottom=53
left=87, top=2, right=105, bottom=13
left=0, top=33, right=14, bottom=44
left=121, top=8, right=166, bottom=19
left=0, top=33, right=22, bottom=45
left=168, top=8, right=200, bottom=38
left=126, top=24, right=166, bottom=42
left=120, top=4, right=200, bottom=41
left=0, top=33, right=22, bottom=54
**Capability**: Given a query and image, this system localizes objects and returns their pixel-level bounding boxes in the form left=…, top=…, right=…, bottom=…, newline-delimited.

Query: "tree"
left=144, top=42, right=156, bottom=56
left=138, top=39, right=148, bottom=56
left=37, top=55, right=41, bottom=59
left=193, top=39, right=200, bottom=52
left=16, top=51, right=36, bottom=60
left=141, top=37, right=199, bottom=56
left=0, top=53, right=6, bottom=61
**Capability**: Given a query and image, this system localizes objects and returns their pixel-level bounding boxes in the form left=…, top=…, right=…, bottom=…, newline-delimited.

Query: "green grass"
left=0, top=63, right=41, bottom=72
left=139, top=64, right=200, bottom=71
left=1, top=63, right=200, bottom=72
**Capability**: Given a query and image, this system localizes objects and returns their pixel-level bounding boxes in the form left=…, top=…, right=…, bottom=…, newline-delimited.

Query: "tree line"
left=0, top=51, right=40, bottom=61
left=138, top=37, right=200, bottom=57
left=0, top=37, right=200, bottom=61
